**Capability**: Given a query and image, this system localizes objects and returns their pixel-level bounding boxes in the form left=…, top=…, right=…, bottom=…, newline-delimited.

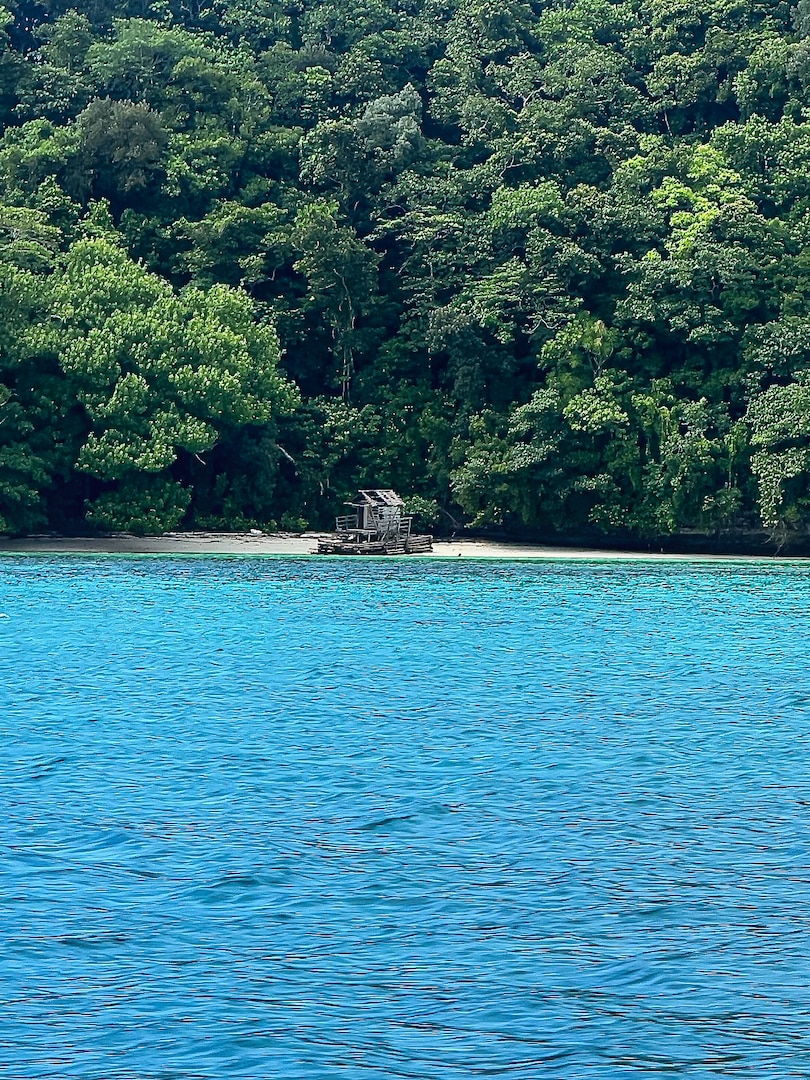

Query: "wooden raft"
left=317, top=488, right=433, bottom=555
left=317, top=533, right=433, bottom=555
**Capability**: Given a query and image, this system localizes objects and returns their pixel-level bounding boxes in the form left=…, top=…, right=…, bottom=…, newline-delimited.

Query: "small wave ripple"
left=2, top=557, right=810, bottom=1077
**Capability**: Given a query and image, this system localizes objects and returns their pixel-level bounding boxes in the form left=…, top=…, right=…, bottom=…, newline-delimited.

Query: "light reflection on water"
left=2, top=556, right=810, bottom=1078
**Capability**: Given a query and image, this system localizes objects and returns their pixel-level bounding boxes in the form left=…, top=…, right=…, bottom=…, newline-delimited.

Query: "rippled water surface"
left=3, top=556, right=810, bottom=1078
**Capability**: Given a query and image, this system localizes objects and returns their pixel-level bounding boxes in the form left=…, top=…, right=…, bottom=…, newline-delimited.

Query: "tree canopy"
left=0, top=0, right=809, bottom=543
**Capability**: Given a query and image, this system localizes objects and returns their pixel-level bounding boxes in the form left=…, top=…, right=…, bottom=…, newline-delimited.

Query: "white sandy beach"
left=0, top=530, right=790, bottom=560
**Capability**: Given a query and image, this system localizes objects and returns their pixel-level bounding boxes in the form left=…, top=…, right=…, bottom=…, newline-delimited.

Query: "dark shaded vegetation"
left=1, top=0, right=810, bottom=542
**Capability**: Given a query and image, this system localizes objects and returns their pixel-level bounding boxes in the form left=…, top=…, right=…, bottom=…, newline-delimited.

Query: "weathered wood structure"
left=317, top=489, right=433, bottom=555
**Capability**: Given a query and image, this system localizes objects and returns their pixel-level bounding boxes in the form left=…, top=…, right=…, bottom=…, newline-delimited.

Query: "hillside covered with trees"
left=1, top=0, right=809, bottom=544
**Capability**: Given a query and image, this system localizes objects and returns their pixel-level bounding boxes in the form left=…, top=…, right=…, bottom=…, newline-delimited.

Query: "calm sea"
left=3, top=556, right=810, bottom=1078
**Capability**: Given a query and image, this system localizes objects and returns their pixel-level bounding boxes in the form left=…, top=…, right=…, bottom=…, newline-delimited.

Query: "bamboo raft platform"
left=316, top=488, right=433, bottom=555
left=317, top=533, right=433, bottom=555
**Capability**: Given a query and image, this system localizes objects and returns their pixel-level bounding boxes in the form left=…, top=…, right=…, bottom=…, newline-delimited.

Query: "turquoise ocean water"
left=2, top=556, right=810, bottom=1078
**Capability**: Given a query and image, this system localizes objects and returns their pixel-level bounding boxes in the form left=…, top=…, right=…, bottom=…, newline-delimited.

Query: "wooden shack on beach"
left=317, top=489, right=433, bottom=555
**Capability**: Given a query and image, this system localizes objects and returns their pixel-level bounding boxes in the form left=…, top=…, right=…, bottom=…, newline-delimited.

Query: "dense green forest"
left=0, top=0, right=809, bottom=542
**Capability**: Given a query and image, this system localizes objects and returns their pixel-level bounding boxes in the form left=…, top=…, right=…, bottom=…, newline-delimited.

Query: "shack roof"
left=347, top=489, right=404, bottom=508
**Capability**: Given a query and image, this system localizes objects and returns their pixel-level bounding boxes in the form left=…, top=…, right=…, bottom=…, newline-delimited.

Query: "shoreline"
left=0, top=531, right=802, bottom=561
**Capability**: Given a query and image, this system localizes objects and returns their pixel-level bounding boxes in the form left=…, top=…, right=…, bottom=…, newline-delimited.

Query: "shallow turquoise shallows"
left=3, top=556, right=810, bottom=1078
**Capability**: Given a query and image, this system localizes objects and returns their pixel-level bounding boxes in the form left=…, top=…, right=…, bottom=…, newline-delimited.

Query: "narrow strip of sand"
left=0, top=531, right=790, bottom=560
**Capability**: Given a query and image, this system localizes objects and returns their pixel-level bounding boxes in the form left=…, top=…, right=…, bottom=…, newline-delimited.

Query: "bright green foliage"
left=0, top=233, right=293, bottom=534
left=0, top=0, right=808, bottom=542
left=55, top=239, right=294, bottom=532
left=746, top=379, right=810, bottom=529
left=86, top=475, right=192, bottom=534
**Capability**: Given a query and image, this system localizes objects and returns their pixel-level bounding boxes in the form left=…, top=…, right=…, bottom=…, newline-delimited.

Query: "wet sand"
left=0, top=531, right=789, bottom=560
